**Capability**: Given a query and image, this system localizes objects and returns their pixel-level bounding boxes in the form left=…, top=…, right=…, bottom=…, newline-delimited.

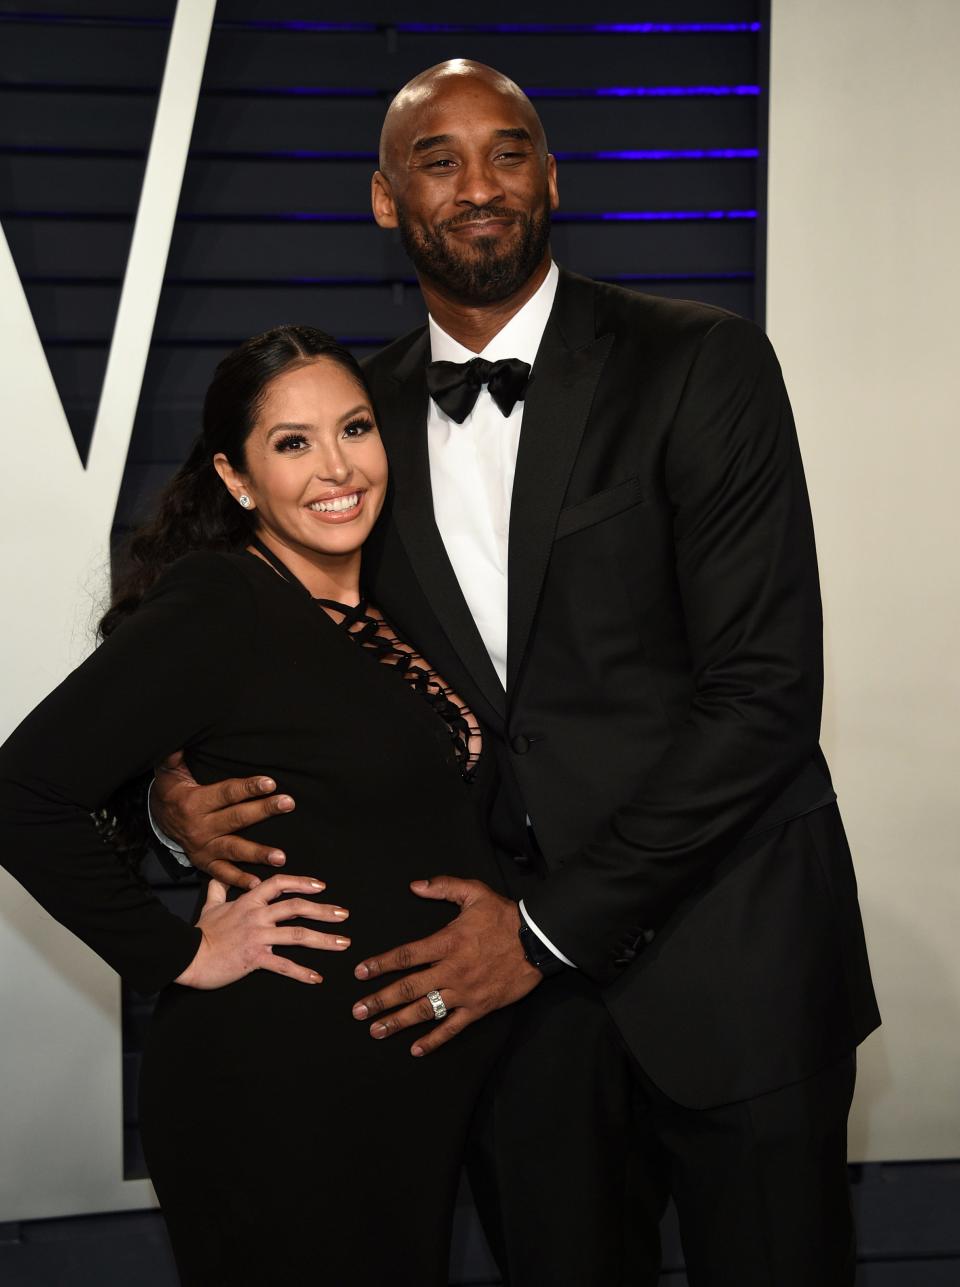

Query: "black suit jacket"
left=362, top=268, right=879, bottom=1108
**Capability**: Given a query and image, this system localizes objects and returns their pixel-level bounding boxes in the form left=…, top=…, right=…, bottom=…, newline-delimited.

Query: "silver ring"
left=426, top=989, right=448, bottom=1020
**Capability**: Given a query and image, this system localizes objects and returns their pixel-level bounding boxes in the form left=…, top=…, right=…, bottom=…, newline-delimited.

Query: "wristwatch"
left=519, top=921, right=567, bottom=978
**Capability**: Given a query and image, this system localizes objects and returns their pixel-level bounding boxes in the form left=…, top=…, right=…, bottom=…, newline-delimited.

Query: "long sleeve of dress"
left=0, top=552, right=254, bottom=995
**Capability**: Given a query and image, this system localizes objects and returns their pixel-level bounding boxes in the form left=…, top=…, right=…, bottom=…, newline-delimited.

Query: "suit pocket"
left=554, top=476, right=647, bottom=540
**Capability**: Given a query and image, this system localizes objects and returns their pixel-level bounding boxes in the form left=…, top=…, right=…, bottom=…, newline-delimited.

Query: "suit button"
left=511, top=734, right=530, bottom=754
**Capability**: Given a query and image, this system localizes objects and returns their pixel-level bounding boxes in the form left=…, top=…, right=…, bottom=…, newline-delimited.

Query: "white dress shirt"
left=426, top=261, right=558, bottom=692
left=426, top=261, right=574, bottom=969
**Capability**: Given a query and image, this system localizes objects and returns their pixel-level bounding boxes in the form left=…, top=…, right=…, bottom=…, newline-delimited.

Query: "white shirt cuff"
left=147, top=779, right=192, bottom=867
left=519, top=899, right=577, bottom=969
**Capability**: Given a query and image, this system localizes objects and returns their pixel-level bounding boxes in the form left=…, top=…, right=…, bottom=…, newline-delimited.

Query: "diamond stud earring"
left=238, top=494, right=252, bottom=509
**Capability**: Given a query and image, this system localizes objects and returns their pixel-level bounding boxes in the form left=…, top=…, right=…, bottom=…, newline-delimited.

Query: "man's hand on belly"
left=351, top=877, right=542, bottom=1056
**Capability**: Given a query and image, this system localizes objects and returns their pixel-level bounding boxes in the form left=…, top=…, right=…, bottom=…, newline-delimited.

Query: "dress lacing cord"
left=247, top=539, right=481, bottom=782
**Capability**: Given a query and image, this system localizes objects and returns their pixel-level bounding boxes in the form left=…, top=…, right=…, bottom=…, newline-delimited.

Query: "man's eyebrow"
left=411, top=127, right=533, bottom=153
left=413, top=133, right=454, bottom=152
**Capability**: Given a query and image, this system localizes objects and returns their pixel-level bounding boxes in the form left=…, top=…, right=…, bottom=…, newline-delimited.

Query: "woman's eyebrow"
left=337, top=404, right=371, bottom=423
left=267, top=421, right=312, bottom=436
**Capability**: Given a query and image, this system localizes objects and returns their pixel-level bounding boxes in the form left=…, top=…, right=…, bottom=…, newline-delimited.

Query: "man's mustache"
left=436, top=206, right=522, bottom=234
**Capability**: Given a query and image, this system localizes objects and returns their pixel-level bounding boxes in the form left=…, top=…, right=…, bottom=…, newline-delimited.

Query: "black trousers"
left=468, top=970, right=857, bottom=1287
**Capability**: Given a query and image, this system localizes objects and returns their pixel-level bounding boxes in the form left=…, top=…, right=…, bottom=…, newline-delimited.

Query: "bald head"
left=379, top=60, right=547, bottom=179
left=370, top=59, right=558, bottom=312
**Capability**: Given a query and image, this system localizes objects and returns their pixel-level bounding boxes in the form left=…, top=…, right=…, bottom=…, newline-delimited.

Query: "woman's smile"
left=304, top=489, right=366, bottom=522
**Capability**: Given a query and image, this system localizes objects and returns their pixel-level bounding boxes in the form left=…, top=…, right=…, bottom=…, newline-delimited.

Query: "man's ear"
left=371, top=170, right=399, bottom=229
left=546, top=154, right=560, bottom=213
left=213, top=452, right=255, bottom=510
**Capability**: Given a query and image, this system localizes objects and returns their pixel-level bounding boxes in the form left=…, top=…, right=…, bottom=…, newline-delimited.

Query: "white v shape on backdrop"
left=0, top=0, right=217, bottom=1221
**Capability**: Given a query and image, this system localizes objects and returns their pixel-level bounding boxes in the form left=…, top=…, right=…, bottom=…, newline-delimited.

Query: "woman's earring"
left=238, top=494, right=252, bottom=509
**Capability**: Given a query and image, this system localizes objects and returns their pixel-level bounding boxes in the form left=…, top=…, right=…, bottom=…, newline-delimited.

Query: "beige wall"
left=768, top=0, right=960, bottom=1159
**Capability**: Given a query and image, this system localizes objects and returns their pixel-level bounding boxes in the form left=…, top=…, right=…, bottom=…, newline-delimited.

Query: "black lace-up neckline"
left=246, top=539, right=481, bottom=781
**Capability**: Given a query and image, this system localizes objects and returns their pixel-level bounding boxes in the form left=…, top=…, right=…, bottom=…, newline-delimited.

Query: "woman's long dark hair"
left=100, top=324, right=367, bottom=639
left=97, top=325, right=366, bottom=855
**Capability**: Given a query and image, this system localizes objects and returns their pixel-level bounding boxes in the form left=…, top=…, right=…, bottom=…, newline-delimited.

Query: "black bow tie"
left=425, top=356, right=531, bottom=424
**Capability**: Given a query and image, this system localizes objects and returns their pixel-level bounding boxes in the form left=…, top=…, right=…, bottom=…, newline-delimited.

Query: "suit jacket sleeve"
left=0, top=552, right=253, bottom=995
left=522, top=317, right=826, bottom=982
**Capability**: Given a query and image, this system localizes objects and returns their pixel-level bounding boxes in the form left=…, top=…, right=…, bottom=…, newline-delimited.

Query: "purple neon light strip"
left=564, top=148, right=758, bottom=161
left=22, top=270, right=755, bottom=288
left=596, top=210, right=757, bottom=222
left=0, top=14, right=761, bottom=36
left=0, top=80, right=761, bottom=102
left=395, top=22, right=761, bottom=35
left=592, top=84, right=760, bottom=98
left=218, top=19, right=761, bottom=36
left=4, top=144, right=758, bottom=164
left=2, top=209, right=757, bottom=225
left=200, top=83, right=761, bottom=100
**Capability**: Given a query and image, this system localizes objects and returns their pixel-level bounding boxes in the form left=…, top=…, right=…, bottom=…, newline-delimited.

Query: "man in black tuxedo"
left=154, top=61, right=879, bottom=1285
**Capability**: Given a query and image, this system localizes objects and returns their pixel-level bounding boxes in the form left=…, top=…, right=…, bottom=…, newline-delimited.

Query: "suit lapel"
left=507, top=272, right=613, bottom=693
left=379, top=332, right=507, bottom=723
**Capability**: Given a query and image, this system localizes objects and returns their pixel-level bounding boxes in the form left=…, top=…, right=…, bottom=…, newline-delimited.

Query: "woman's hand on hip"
left=174, top=874, right=350, bottom=990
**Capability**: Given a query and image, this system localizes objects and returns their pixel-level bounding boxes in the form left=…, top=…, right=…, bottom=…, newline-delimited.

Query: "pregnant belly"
left=215, top=798, right=502, bottom=990
left=150, top=820, right=504, bottom=1085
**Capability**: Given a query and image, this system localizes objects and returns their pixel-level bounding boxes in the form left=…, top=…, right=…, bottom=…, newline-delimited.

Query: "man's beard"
left=397, top=201, right=552, bottom=305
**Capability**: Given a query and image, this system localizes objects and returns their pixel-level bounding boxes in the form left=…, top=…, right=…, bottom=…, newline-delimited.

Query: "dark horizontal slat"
left=0, top=0, right=174, bottom=16
left=2, top=220, right=135, bottom=274
left=0, top=89, right=759, bottom=154
left=6, top=218, right=757, bottom=278
left=0, top=11, right=173, bottom=29
left=195, top=92, right=759, bottom=151
left=0, top=149, right=760, bottom=230
left=46, top=335, right=405, bottom=349
left=0, top=24, right=171, bottom=88
left=199, top=31, right=759, bottom=89
left=24, top=282, right=427, bottom=341
left=0, top=90, right=158, bottom=150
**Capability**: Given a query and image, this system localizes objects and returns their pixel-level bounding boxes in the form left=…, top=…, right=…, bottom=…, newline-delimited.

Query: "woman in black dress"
left=0, top=326, right=512, bottom=1285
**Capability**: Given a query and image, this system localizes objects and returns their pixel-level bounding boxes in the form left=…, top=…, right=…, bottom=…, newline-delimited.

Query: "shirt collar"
left=427, top=260, right=560, bottom=366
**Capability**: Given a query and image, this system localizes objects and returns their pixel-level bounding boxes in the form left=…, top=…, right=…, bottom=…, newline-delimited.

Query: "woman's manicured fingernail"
left=309, top=880, right=324, bottom=890
left=310, top=973, right=322, bottom=983
left=411, top=1045, right=424, bottom=1058
left=353, top=1003, right=368, bottom=1019
left=333, top=907, right=349, bottom=918
left=335, top=937, right=350, bottom=948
